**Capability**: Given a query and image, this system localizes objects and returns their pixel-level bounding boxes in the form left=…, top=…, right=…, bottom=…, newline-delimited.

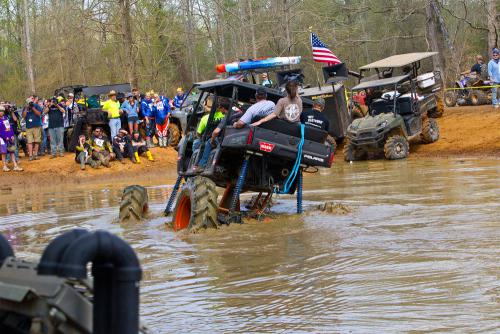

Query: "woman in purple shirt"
left=0, top=106, right=23, bottom=172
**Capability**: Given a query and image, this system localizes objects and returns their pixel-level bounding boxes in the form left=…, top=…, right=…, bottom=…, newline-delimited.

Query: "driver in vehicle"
left=251, top=81, right=302, bottom=126
left=233, top=88, right=275, bottom=128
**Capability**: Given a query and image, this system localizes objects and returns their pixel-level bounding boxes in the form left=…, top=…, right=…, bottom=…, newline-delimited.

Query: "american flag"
left=311, top=32, right=341, bottom=65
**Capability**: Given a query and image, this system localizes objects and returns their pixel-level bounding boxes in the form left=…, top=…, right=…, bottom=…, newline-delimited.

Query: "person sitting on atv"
left=196, top=99, right=242, bottom=170
left=75, top=135, right=99, bottom=170
left=300, top=98, right=336, bottom=149
left=251, top=80, right=302, bottom=127
left=470, top=55, right=485, bottom=77
left=112, top=129, right=136, bottom=164
left=192, top=98, right=225, bottom=152
left=131, top=131, right=154, bottom=163
left=89, top=127, right=114, bottom=168
left=233, top=88, right=275, bottom=129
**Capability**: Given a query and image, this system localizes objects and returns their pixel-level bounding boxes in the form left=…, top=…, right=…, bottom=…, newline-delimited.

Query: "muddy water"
left=0, top=158, right=499, bottom=333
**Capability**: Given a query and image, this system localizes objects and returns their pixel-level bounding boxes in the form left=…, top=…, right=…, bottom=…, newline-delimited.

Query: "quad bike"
left=444, top=75, right=492, bottom=107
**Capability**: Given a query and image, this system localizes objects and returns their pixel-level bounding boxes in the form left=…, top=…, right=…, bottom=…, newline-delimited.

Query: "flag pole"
left=309, top=27, right=322, bottom=90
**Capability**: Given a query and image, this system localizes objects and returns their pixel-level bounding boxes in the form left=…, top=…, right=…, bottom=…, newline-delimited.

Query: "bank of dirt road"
left=0, top=105, right=498, bottom=189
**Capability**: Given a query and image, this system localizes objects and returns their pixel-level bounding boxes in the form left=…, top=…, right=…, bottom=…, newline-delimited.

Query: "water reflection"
left=0, top=158, right=499, bottom=332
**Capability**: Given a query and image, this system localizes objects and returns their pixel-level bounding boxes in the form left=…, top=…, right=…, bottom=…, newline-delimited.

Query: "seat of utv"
left=258, top=118, right=328, bottom=143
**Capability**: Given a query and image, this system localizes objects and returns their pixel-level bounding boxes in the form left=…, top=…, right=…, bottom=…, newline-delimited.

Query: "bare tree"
left=22, top=0, right=35, bottom=94
left=487, top=0, right=498, bottom=51
left=120, top=0, right=138, bottom=88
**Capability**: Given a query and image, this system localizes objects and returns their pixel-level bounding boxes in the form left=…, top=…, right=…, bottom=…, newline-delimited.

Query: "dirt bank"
left=1, top=147, right=179, bottom=189
left=1, top=105, right=498, bottom=189
left=411, top=105, right=500, bottom=158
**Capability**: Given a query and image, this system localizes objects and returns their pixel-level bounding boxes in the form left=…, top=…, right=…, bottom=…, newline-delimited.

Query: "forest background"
left=0, top=0, right=498, bottom=102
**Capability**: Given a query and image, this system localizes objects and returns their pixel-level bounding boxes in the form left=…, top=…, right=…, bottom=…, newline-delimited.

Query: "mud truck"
left=164, top=80, right=335, bottom=231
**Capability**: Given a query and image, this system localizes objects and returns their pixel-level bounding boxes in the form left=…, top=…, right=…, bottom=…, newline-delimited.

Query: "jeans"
left=145, top=118, right=156, bottom=138
left=113, top=142, right=135, bottom=161
left=40, top=128, right=49, bottom=154
left=492, top=83, right=499, bottom=106
left=48, top=127, right=64, bottom=154
left=109, top=118, right=121, bottom=139
left=5, top=136, right=19, bottom=163
left=199, top=138, right=219, bottom=167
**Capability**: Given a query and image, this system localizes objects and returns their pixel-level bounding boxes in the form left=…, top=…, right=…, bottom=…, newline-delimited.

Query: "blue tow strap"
left=277, top=123, right=305, bottom=194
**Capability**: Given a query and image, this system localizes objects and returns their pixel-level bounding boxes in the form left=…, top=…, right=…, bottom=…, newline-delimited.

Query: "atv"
left=344, top=74, right=440, bottom=161
left=444, top=73, right=492, bottom=107
left=164, top=80, right=334, bottom=232
left=54, top=83, right=132, bottom=151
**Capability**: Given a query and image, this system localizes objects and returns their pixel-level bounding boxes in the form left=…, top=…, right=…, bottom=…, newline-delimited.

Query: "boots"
left=134, top=152, right=141, bottom=164
left=146, top=151, right=154, bottom=162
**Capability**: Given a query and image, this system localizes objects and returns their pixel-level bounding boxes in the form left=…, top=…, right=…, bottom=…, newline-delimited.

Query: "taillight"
left=328, top=152, right=335, bottom=166
left=246, top=129, right=254, bottom=145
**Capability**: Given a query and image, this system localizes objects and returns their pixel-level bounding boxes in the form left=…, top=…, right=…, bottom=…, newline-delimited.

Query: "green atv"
left=344, top=74, right=440, bottom=161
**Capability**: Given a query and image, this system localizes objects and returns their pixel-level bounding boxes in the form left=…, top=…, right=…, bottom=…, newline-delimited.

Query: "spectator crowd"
left=0, top=87, right=188, bottom=172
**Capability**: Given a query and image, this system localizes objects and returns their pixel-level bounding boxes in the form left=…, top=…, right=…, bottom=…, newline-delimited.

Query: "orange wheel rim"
left=174, top=195, right=191, bottom=231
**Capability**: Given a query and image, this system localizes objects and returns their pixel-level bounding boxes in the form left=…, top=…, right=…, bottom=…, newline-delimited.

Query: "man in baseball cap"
left=488, top=48, right=500, bottom=108
left=300, top=97, right=337, bottom=151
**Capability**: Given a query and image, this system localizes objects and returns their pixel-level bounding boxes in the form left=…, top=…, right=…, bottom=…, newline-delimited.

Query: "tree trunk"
left=22, top=0, right=35, bottom=94
left=120, top=0, right=138, bottom=88
left=248, top=0, right=257, bottom=59
left=425, top=0, right=447, bottom=82
left=487, top=0, right=498, bottom=51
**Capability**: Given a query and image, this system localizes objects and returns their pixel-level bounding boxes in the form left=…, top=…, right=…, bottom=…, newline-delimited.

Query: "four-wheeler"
left=344, top=74, right=440, bottom=161
left=444, top=74, right=492, bottom=107
left=54, top=83, right=132, bottom=151
left=164, top=80, right=335, bottom=232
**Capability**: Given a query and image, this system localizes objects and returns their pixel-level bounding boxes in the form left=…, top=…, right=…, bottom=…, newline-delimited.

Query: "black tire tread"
left=384, top=135, right=409, bottom=160
left=421, top=118, right=440, bottom=144
left=343, top=139, right=365, bottom=162
left=119, top=185, right=149, bottom=222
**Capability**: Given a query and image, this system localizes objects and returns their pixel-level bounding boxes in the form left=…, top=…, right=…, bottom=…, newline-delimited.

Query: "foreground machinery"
left=344, top=53, right=442, bottom=161
left=164, top=80, right=336, bottom=231
left=0, top=230, right=148, bottom=334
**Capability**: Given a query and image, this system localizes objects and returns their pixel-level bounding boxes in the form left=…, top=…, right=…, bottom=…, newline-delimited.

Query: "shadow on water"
left=0, top=158, right=499, bottom=333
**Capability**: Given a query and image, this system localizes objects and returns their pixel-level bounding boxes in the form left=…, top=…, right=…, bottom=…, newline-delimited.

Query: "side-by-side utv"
left=164, top=80, right=335, bottom=232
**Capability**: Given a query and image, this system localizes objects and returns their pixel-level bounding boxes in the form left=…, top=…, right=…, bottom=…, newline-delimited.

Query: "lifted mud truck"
left=356, top=52, right=445, bottom=118
left=344, top=74, right=440, bottom=161
left=164, top=80, right=334, bottom=231
left=54, top=83, right=131, bottom=151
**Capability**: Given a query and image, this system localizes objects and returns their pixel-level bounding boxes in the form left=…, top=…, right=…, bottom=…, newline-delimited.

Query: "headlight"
left=377, top=121, right=388, bottom=128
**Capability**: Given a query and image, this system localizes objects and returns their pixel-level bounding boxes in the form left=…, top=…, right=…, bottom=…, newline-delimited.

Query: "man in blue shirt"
left=140, top=91, right=155, bottom=147
left=488, top=48, right=500, bottom=108
left=172, top=88, right=187, bottom=109
left=22, top=96, right=43, bottom=160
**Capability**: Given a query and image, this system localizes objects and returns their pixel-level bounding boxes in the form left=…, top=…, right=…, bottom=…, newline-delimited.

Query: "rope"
left=277, top=123, right=305, bottom=194
left=444, top=84, right=500, bottom=91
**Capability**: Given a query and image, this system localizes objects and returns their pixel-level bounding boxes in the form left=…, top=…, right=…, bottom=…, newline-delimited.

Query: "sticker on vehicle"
left=259, top=141, right=275, bottom=153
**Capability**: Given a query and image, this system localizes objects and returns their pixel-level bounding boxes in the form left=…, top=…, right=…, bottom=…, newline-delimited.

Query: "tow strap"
left=277, top=123, right=305, bottom=194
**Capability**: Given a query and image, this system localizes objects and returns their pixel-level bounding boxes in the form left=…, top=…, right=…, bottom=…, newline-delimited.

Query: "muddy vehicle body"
left=54, top=83, right=131, bottom=151
left=444, top=74, right=492, bottom=107
left=165, top=80, right=334, bottom=231
left=344, top=74, right=440, bottom=161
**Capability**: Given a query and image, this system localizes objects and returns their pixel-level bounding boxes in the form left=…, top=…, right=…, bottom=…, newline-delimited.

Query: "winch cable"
left=277, top=123, right=305, bottom=194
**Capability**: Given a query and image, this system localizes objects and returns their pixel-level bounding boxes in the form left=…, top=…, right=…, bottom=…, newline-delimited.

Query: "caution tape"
left=444, top=84, right=500, bottom=91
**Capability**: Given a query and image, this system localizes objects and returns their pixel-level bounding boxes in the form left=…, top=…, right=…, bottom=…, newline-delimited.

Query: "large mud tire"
left=172, top=176, right=218, bottom=232
left=428, top=94, right=444, bottom=118
left=384, top=135, right=409, bottom=160
left=444, top=91, right=457, bottom=107
left=343, top=139, right=366, bottom=162
left=421, top=118, right=440, bottom=144
left=167, top=123, right=181, bottom=148
left=470, top=90, right=487, bottom=106
left=119, top=185, right=149, bottom=222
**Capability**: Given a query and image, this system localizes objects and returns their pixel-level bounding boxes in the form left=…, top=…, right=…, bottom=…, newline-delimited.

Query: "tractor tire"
left=172, top=176, right=218, bottom=232
left=384, top=135, right=409, bottom=160
left=428, top=94, right=444, bottom=118
left=421, top=118, right=440, bottom=144
left=444, top=91, right=457, bottom=107
left=119, top=185, right=149, bottom=222
left=343, top=139, right=366, bottom=162
left=167, top=123, right=181, bottom=148
left=470, top=90, right=487, bottom=106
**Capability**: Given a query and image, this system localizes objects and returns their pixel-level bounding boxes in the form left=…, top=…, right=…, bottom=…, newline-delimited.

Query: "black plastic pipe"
left=37, top=229, right=90, bottom=275
left=0, top=233, right=14, bottom=265
left=58, top=230, right=142, bottom=334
